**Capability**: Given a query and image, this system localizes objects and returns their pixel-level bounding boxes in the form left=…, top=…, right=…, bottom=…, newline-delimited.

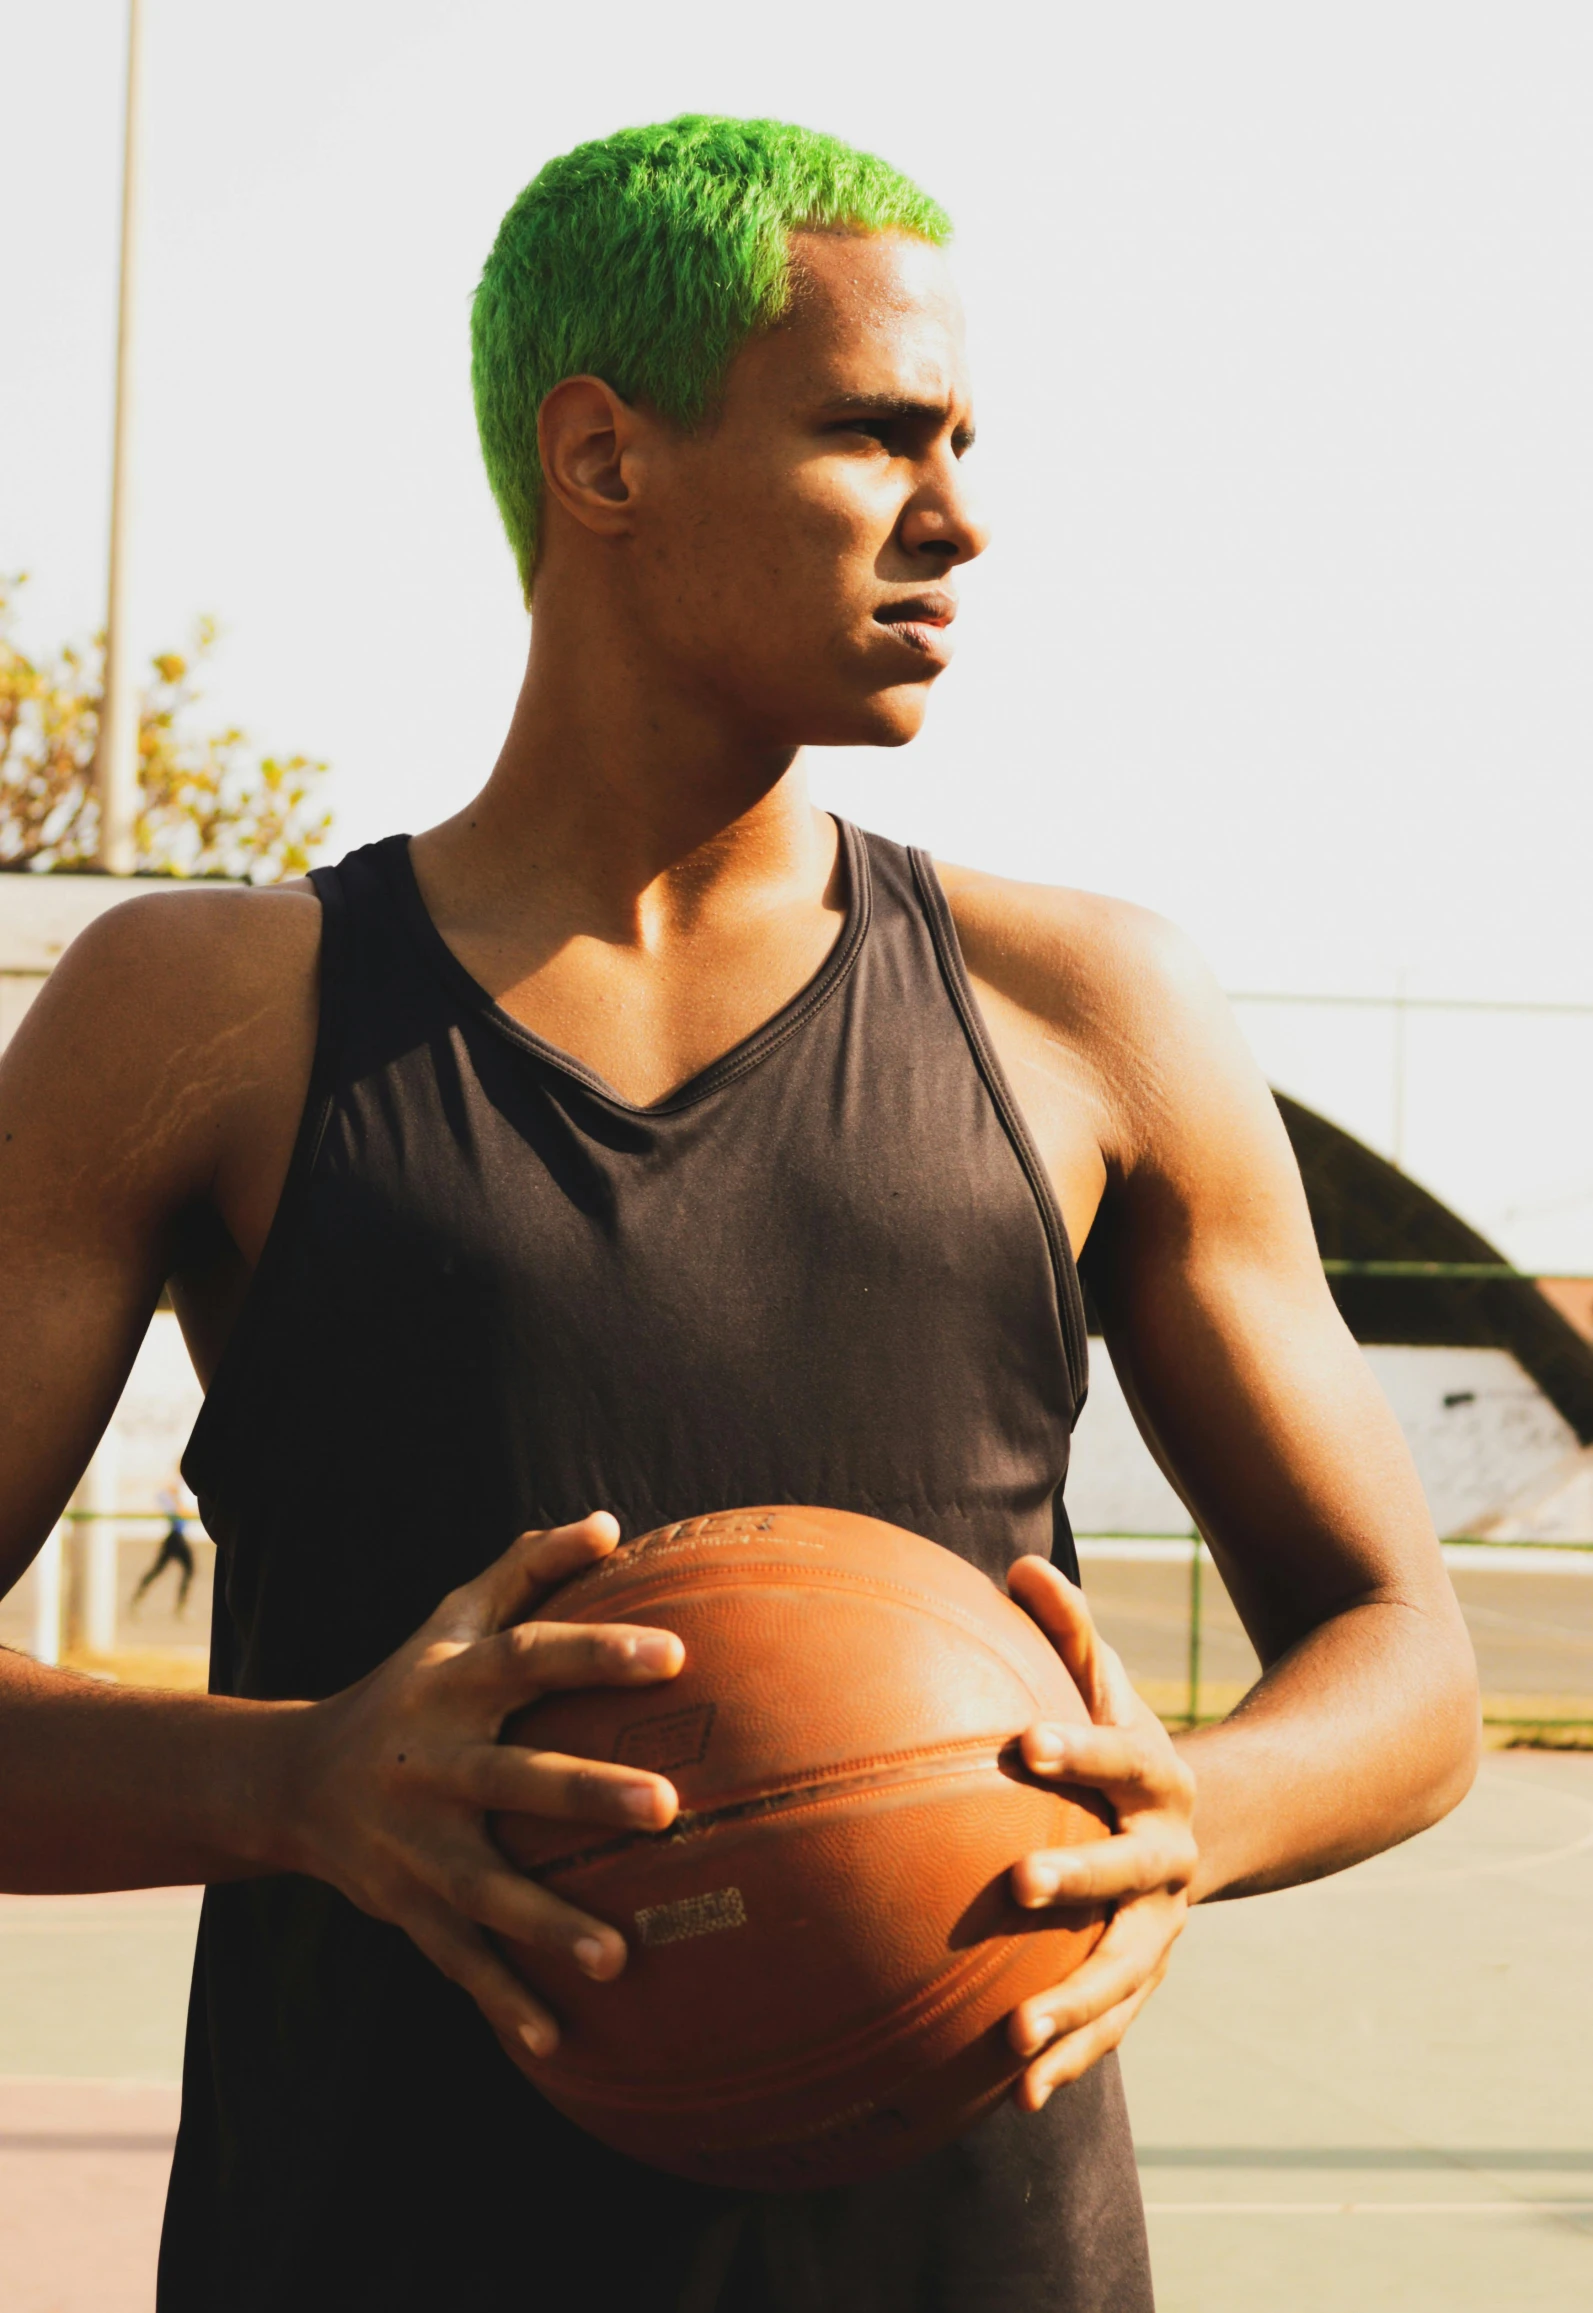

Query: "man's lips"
left=872, top=595, right=958, bottom=665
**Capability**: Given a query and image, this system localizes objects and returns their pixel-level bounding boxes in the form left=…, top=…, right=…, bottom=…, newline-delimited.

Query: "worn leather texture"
left=498, top=1507, right=1109, bottom=2191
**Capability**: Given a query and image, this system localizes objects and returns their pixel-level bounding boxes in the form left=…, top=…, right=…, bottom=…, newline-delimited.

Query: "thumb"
left=431, top=1512, right=621, bottom=1642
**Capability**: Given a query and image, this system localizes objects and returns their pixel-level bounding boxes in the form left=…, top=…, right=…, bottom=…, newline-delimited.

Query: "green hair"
left=471, top=114, right=952, bottom=600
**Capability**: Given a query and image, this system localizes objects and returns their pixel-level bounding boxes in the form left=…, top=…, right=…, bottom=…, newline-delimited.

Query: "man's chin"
left=803, top=686, right=933, bottom=752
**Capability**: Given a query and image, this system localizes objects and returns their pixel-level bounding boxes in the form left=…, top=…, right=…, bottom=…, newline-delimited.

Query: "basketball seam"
left=547, top=1563, right=1063, bottom=1708
left=531, top=1737, right=1071, bottom=1876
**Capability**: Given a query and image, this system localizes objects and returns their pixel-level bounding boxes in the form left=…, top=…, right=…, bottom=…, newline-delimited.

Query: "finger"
left=456, top=1743, right=679, bottom=1832
left=461, top=1618, right=685, bottom=1708
left=1020, top=1719, right=1194, bottom=1809
left=1090, top=1642, right=1142, bottom=1730
left=416, top=1835, right=632, bottom=1983
left=402, top=1897, right=564, bottom=2061
left=1014, top=1972, right=1167, bottom=2110
left=1008, top=1559, right=1144, bottom=1730
left=432, top=1514, right=622, bottom=1642
left=1008, top=1902, right=1186, bottom=2057
left=1012, top=1828, right=1195, bottom=1910
left=1006, top=1557, right=1120, bottom=1722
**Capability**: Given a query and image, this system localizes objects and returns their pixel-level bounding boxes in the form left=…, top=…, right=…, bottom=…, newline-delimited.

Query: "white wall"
left=1069, top=1340, right=1584, bottom=1544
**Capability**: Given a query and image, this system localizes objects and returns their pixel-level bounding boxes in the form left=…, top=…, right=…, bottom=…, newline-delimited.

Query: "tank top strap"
left=858, top=829, right=1090, bottom=1415
left=283, top=834, right=431, bottom=1226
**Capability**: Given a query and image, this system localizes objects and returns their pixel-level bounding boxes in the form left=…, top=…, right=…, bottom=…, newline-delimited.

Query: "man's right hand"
left=284, top=1511, right=682, bottom=2074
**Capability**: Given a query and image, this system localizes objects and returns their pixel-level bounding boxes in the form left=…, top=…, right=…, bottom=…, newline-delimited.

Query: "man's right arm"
left=0, top=894, right=682, bottom=2064
left=1, top=883, right=319, bottom=1640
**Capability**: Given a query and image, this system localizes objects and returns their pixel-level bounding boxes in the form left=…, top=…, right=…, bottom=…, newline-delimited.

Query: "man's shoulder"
left=44, top=879, right=322, bottom=1027
left=932, top=859, right=1275, bottom=1188
left=933, top=859, right=1222, bottom=1048
left=2, top=881, right=324, bottom=1214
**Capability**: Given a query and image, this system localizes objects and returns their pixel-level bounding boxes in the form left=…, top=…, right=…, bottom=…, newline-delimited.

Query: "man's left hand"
left=1003, top=1554, right=1197, bottom=2111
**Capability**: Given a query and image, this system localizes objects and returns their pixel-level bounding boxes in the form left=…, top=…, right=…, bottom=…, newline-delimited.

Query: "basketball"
left=494, top=1506, right=1111, bottom=2191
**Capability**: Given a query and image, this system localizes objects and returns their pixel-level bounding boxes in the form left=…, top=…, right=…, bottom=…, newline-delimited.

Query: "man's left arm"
left=945, top=873, right=1480, bottom=2105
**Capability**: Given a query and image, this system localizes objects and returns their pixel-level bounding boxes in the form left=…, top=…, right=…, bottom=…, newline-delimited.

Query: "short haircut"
left=471, top=114, right=952, bottom=601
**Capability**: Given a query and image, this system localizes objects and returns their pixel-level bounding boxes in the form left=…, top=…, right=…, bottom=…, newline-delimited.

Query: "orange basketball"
left=495, top=1506, right=1109, bottom=2191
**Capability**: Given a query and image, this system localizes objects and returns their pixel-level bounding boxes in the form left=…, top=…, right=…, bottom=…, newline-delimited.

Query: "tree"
left=0, top=574, right=332, bottom=881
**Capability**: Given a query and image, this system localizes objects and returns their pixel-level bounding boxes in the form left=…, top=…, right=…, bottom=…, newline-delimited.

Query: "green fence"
left=1075, top=1530, right=1593, bottom=1735
left=27, top=1510, right=1593, bottom=1740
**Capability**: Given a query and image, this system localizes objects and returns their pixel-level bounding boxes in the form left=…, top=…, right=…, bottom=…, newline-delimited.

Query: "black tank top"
left=161, top=824, right=1152, bottom=2313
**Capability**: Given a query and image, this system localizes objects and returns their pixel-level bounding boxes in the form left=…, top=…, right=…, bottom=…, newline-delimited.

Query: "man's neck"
left=410, top=604, right=841, bottom=968
left=403, top=614, right=849, bottom=1104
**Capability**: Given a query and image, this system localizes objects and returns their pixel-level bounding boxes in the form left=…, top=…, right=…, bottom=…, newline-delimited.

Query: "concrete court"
left=1120, top=1749, right=1593, bottom=2312
left=1, top=1758, right=1590, bottom=2312
left=0, top=1886, right=194, bottom=2313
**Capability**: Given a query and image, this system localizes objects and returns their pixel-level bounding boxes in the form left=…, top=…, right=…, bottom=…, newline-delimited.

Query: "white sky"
left=4, top=0, right=1591, bottom=1265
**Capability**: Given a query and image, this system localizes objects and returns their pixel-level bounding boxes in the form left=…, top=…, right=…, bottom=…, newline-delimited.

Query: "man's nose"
left=900, top=479, right=990, bottom=567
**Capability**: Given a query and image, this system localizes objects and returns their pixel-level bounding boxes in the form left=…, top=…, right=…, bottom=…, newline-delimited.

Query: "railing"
left=25, top=1513, right=1593, bottom=1740
left=1321, top=1261, right=1592, bottom=1280
left=1229, top=986, right=1593, bottom=1175
left=1075, top=1531, right=1593, bottom=1735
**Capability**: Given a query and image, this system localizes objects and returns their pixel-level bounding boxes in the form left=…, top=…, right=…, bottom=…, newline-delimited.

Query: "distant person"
left=131, top=1486, right=195, bottom=1615
left=0, top=116, right=1479, bottom=2312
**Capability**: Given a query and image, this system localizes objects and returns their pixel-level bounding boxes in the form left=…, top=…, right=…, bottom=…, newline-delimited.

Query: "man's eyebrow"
left=820, top=391, right=976, bottom=445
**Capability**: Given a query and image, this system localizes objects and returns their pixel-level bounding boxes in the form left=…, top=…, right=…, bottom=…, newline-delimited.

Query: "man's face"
left=629, top=231, right=987, bottom=749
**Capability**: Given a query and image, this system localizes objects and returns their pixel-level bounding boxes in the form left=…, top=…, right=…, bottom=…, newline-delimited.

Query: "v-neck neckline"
left=385, top=816, right=872, bottom=1117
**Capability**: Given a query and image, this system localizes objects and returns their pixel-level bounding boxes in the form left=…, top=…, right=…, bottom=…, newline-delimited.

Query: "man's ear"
left=537, top=375, right=643, bottom=539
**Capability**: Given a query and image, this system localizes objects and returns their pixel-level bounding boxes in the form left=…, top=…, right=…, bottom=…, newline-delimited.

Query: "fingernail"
left=574, top=1935, right=617, bottom=1980
left=628, top=1633, right=678, bottom=1672
left=519, top=2018, right=556, bottom=2058
left=622, top=1783, right=665, bottom=1824
left=1028, top=1725, right=1065, bottom=1765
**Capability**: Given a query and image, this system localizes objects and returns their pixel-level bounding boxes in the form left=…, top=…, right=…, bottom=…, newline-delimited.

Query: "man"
left=0, top=116, right=1476, bottom=2309
left=133, top=1483, right=197, bottom=1614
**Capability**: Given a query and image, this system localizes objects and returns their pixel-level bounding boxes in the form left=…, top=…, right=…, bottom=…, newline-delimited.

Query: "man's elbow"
left=1408, top=1619, right=1482, bottom=1831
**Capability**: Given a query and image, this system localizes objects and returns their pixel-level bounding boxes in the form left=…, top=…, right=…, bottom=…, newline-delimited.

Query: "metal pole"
left=74, top=1435, right=123, bottom=1658
left=1185, top=1536, right=1203, bottom=1727
left=1391, top=968, right=1408, bottom=1170
left=94, top=0, right=145, bottom=874
left=31, top=1525, right=64, bottom=1666
left=1229, top=991, right=1593, bottom=1017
